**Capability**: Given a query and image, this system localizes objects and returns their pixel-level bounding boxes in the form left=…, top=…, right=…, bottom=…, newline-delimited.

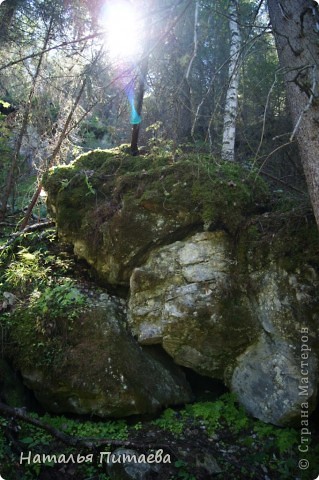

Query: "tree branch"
left=0, top=401, right=171, bottom=452
left=290, top=64, right=317, bottom=141
left=19, top=77, right=87, bottom=230
left=0, top=32, right=103, bottom=72
left=0, top=221, right=55, bottom=252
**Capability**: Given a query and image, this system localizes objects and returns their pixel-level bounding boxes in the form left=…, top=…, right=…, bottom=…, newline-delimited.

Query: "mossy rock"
left=43, top=149, right=269, bottom=286
left=15, top=304, right=192, bottom=417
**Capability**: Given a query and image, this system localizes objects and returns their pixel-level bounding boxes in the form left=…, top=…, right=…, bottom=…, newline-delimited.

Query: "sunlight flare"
left=103, top=1, right=142, bottom=60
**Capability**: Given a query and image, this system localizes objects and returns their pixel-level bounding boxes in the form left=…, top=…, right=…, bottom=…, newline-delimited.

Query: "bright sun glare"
left=103, top=1, right=142, bottom=60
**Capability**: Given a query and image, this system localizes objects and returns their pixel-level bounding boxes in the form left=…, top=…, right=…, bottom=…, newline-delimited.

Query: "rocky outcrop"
left=16, top=294, right=192, bottom=417
left=231, top=334, right=318, bottom=425
left=128, top=231, right=319, bottom=425
left=230, top=266, right=319, bottom=425
left=37, top=149, right=319, bottom=425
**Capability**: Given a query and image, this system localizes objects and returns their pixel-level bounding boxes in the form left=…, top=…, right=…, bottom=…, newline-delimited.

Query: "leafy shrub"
left=29, top=281, right=86, bottom=320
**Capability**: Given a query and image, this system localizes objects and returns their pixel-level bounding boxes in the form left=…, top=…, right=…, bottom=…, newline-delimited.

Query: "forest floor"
left=1, top=399, right=319, bottom=480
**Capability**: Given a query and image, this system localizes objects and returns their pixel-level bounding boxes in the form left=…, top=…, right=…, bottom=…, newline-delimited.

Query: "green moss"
left=44, top=151, right=269, bottom=240
left=191, top=162, right=269, bottom=233
left=8, top=281, right=86, bottom=370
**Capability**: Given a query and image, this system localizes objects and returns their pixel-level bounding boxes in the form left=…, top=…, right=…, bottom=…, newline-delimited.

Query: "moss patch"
left=43, top=150, right=270, bottom=284
left=44, top=150, right=269, bottom=236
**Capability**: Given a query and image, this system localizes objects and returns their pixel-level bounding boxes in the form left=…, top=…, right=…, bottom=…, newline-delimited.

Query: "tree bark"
left=221, top=0, right=241, bottom=162
left=267, top=0, right=319, bottom=228
left=0, top=0, right=20, bottom=42
left=130, top=54, right=149, bottom=155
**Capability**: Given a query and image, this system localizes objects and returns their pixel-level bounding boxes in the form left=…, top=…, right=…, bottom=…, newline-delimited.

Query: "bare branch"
left=290, top=64, right=317, bottom=141
left=0, top=401, right=171, bottom=451
left=0, top=221, right=55, bottom=252
left=0, top=32, right=103, bottom=72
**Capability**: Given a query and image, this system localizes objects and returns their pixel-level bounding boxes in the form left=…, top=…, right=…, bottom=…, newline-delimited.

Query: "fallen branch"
left=0, top=401, right=171, bottom=452
left=0, top=221, right=55, bottom=252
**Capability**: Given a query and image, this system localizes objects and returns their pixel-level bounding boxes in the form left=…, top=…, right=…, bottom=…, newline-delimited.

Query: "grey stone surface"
left=19, top=294, right=192, bottom=417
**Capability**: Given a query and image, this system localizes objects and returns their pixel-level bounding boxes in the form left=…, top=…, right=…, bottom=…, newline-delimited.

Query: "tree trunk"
left=179, top=0, right=199, bottom=143
left=267, top=0, right=319, bottom=228
left=130, top=0, right=153, bottom=155
left=221, top=0, right=241, bottom=162
left=0, top=0, right=20, bottom=42
left=130, top=55, right=148, bottom=155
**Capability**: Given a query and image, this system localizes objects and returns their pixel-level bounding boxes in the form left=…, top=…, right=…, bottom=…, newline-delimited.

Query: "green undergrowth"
left=0, top=393, right=318, bottom=479
left=152, top=392, right=249, bottom=436
left=0, top=229, right=89, bottom=368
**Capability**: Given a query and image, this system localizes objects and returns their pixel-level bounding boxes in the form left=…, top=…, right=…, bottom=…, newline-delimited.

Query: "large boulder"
left=128, top=231, right=259, bottom=378
left=41, top=149, right=319, bottom=426
left=128, top=231, right=319, bottom=425
left=43, top=149, right=267, bottom=285
left=230, top=265, right=319, bottom=425
left=14, top=294, right=192, bottom=417
left=231, top=334, right=318, bottom=426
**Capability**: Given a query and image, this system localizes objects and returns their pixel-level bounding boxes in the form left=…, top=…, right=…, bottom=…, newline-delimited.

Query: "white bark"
left=221, top=0, right=241, bottom=162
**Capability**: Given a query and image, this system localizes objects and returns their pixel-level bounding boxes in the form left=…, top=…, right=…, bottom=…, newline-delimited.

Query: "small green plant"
left=4, top=248, right=50, bottom=292
left=221, top=392, right=249, bottom=433
left=29, top=281, right=86, bottom=320
left=153, top=394, right=248, bottom=437
left=83, top=171, right=96, bottom=195
left=253, top=422, right=298, bottom=454
left=185, top=401, right=223, bottom=435
left=133, top=421, right=143, bottom=431
left=152, top=408, right=185, bottom=435
left=174, top=460, right=196, bottom=480
left=36, top=414, right=129, bottom=441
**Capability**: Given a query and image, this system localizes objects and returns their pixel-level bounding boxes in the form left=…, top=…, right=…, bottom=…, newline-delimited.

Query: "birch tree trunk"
left=267, top=0, right=319, bottom=228
left=221, top=0, right=241, bottom=162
